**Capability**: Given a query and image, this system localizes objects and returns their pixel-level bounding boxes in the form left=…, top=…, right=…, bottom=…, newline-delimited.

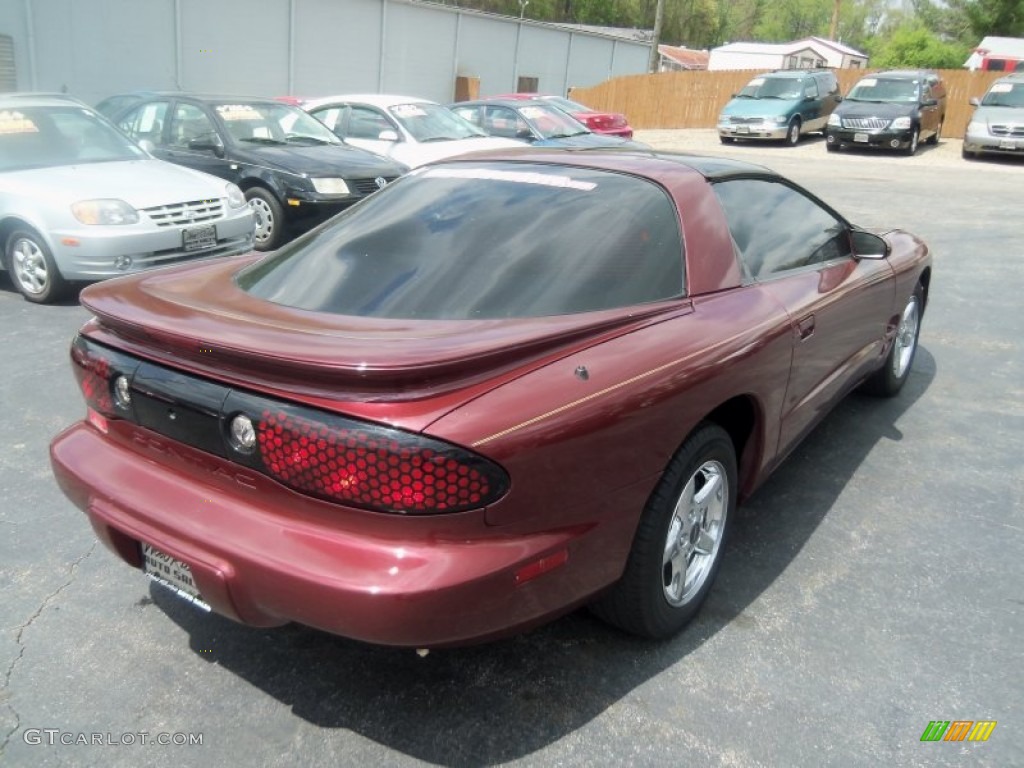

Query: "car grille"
left=142, top=199, right=225, bottom=227
left=351, top=177, right=398, bottom=196
left=728, top=117, right=766, bottom=125
left=989, top=124, right=1024, bottom=137
left=842, top=118, right=890, bottom=130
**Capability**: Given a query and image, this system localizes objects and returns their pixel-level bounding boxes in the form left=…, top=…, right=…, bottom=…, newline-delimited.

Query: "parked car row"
left=718, top=68, right=946, bottom=155
left=716, top=68, right=1024, bottom=161
left=2, top=88, right=636, bottom=302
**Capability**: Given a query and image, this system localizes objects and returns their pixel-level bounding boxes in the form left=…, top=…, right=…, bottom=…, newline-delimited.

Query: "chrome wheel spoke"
left=694, top=528, right=716, bottom=556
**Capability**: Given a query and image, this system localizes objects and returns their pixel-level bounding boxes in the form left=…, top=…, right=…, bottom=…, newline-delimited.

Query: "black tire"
left=826, top=142, right=838, bottom=152
left=928, top=118, right=943, bottom=145
left=5, top=229, right=68, bottom=304
left=590, top=423, right=737, bottom=639
left=245, top=187, right=286, bottom=251
left=719, top=135, right=734, bottom=144
left=903, top=128, right=919, bottom=156
left=784, top=118, right=801, bottom=146
left=961, top=145, right=976, bottom=160
left=863, top=283, right=924, bottom=397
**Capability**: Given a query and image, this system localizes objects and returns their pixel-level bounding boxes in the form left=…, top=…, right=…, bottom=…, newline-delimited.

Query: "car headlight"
left=71, top=199, right=140, bottom=225
left=827, top=113, right=841, bottom=127
left=966, top=121, right=984, bottom=134
left=311, top=177, right=350, bottom=195
left=773, top=116, right=788, bottom=124
left=226, top=183, right=246, bottom=209
left=891, top=117, right=912, bottom=130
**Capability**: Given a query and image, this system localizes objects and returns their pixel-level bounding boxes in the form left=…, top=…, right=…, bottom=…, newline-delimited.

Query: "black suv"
left=825, top=70, right=947, bottom=156
left=99, top=93, right=406, bottom=249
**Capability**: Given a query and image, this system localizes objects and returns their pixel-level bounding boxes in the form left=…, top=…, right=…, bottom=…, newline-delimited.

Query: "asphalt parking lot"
left=1, top=132, right=1022, bottom=768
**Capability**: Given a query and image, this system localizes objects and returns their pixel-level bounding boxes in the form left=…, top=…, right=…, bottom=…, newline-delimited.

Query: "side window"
left=485, top=106, right=528, bottom=138
left=712, top=179, right=849, bottom=280
left=347, top=106, right=393, bottom=139
left=804, top=79, right=819, bottom=99
left=167, top=103, right=217, bottom=150
left=118, top=101, right=169, bottom=145
left=452, top=105, right=482, bottom=126
left=310, top=106, right=345, bottom=133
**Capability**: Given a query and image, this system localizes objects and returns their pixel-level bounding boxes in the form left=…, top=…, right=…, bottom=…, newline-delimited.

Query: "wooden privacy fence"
left=571, top=69, right=1007, bottom=139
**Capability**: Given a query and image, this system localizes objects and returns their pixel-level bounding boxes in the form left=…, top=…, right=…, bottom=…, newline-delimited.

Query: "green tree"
left=866, top=24, right=971, bottom=67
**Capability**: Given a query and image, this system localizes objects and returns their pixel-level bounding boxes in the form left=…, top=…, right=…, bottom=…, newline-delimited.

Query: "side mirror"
left=377, top=129, right=400, bottom=142
left=835, top=95, right=843, bottom=102
left=188, top=134, right=225, bottom=157
left=851, top=229, right=890, bottom=260
left=969, top=96, right=981, bottom=107
left=922, top=98, right=938, bottom=107
left=804, top=94, right=815, bottom=102
left=516, top=129, right=534, bottom=141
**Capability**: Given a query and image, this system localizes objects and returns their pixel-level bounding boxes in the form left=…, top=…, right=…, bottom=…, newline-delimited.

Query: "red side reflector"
left=514, top=548, right=569, bottom=585
left=87, top=407, right=109, bottom=434
left=61, top=237, right=80, bottom=247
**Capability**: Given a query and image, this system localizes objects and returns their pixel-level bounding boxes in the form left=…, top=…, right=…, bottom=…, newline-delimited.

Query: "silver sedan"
left=0, top=94, right=254, bottom=303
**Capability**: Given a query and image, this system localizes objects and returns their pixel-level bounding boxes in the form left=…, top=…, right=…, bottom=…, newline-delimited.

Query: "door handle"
left=796, top=314, right=815, bottom=340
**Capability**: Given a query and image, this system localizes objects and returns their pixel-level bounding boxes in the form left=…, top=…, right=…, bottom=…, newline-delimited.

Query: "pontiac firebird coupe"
left=50, top=150, right=931, bottom=647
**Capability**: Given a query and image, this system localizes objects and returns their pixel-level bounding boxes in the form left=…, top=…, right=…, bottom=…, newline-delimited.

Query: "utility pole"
left=829, top=0, right=841, bottom=40
left=647, top=0, right=666, bottom=73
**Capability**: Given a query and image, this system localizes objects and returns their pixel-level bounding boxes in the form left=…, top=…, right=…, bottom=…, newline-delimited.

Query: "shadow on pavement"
left=154, top=348, right=936, bottom=766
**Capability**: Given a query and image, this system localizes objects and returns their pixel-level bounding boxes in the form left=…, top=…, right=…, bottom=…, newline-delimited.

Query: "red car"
left=491, top=93, right=634, bottom=138
left=50, top=150, right=930, bottom=647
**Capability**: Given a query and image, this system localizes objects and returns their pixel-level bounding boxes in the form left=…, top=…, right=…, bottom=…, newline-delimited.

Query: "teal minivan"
left=717, top=69, right=842, bottom=146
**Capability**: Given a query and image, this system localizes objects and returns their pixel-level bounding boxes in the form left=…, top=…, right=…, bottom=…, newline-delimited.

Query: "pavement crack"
left=0, top=543, right=97, bottom=757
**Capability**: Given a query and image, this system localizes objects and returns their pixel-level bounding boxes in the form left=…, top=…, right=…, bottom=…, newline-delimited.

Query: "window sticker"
left=423, top=167, right=597, bottom=191
left=989, top=83, right=1013, bottom=93
left=0, top=110, right=39, bottom=134
left=859, top=78, right=878, bottom=87
left=749, top=77, right=765, bottom=86
left=216, top=104, right=263, bottom=121
left=392, top=104, right=427, bottom=118
left=519, top=106, right=547, bottom=119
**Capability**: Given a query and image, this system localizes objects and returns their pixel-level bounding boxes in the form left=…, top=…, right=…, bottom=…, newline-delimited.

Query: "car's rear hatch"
left=80, top=255, right=684, bottom=429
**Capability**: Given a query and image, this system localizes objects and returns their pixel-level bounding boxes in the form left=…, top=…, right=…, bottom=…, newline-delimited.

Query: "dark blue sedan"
left=450, top=98, right=645, bottom=149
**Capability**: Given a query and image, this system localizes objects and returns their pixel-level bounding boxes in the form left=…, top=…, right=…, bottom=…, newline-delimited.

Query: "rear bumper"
left=50, top=421, right=611, bottom=647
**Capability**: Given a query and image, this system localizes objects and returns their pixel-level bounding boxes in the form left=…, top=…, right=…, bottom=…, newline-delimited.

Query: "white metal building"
left=0, top=0, right=651, bottom=105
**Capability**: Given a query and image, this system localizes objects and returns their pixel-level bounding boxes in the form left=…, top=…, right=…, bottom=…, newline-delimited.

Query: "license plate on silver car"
left=999, top=140, right=1016, bottom=150
left=141, top=542, right=211, bottom=610
left=854, top=133, right=869, bottom=143
left=182, top=224, right=217, bottom=252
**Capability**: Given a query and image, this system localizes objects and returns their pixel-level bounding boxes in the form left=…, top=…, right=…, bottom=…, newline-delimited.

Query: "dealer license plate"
left=141, top=542, right=211, bottom=611
left=182, top=224, right=217, bottom=252
left=999, top=140, right=1016, bottom=150
left=854, top=133, right=869, bottom=143
left=736, top=126, right=749, bottom=134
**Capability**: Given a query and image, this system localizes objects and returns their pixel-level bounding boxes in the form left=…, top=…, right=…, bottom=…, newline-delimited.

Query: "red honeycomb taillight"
left=70, top=335, right=137, bottom=419
left=252, top=407, right=508, bottom=514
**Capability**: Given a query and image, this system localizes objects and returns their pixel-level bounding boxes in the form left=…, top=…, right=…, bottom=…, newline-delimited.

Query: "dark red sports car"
left=50, top=149, right=931, bottom=647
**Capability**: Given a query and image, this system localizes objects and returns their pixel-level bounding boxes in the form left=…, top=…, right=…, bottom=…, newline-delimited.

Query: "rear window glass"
left=238, top=162, right=684, bottom=319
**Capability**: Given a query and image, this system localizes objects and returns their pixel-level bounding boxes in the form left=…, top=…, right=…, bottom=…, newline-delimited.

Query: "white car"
left=0, top=94, right=254, bottom=303
left=302, top=94, right=524, bottom=168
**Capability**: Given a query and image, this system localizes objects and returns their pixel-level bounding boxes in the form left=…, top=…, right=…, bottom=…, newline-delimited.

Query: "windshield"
left=0, top=105, right=146, bottom=172
left=387, top=102, right=486, bottom=141
left=213, top=101, right=342, bottom=145
left=519, top=104, right=590, bottom=138
left=543, top=96, right=591, bottom=113
left=981, top=81, right=1024, bottom=107
left=738, top=77, right=803, bottom=100
left=238, top=162, right=683, bottom=319
left=847, top=78, right=921, bottom=103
